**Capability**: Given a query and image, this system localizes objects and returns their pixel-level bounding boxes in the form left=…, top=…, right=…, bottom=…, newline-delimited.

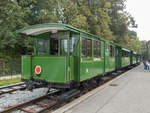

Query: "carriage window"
left=87, top=39, right=92, bottom=57
left=38, top=40, right=47, bottom=52
left=82, top=38, right=87, bottom=57
left=116, top=49, right=119, bottom=56
left=122, top=51, right=126, bottom=57
left=122, top=51, right=124, bottom=57
left=110, top=45, right=114, bottom=57
left=98, top=42, right=101, bottom=57
left=122, top=51, right=128, bottom=57
left=50, top=38, right=58, bottom=55
left=126, top=52, right=129, bottom=57
left=70, top=37, right=75, bottom=53
left=106, top=43, right=109, bottom=52
left=125, top=52, right=127, bottom=57
left=50, top=33, right=58, bottom=55
left=82, top=38, right=92, bottom=57
left=60, top=39, right=68, bottom=55
left=94, top=41, right=101, bottom=57
left=94, top=41, right=97, bottom=57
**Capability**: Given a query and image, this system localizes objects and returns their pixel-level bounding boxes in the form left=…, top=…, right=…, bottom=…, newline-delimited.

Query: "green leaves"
left=0, top=0, right=145, bottom=56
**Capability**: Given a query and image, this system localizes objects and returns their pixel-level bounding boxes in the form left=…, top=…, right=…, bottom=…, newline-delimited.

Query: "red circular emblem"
left=35, top=66, right=41, bottom=75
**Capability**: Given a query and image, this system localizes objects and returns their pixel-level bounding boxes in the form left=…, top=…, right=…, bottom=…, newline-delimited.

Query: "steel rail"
left=0, top=89, right=59, bottom=113
left=0, top=82, right=26, bottom=95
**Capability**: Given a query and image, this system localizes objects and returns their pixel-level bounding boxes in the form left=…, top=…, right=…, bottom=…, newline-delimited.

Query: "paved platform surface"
left=54, top=64, right=150, bottom=113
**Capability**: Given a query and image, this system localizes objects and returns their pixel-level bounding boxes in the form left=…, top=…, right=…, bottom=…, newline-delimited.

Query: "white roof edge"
left=122, top=48, right=130, bottom=52
left=22, top=27, right=65, bottom=36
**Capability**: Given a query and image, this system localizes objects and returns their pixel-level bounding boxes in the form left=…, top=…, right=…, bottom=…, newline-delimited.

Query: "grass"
left=0, top=77, right=21, bottom=86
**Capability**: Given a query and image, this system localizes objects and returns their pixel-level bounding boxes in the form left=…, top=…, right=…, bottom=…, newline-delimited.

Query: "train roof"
left=16, top=23, right=107, bottom=41
left=17, top=23, right=70, bottom=36
left=16, top=23, right=137, bottom=54
left=122, top=48, right=131, bottom=52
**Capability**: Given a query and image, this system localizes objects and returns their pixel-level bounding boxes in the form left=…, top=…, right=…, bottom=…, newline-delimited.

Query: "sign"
left=35, top=66, right=41, bottom=75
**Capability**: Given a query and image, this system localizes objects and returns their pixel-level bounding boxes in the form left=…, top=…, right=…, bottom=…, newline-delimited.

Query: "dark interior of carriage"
left=50, top=33, right=58, bottom=55
left=36, top=31, right=77, bottom=56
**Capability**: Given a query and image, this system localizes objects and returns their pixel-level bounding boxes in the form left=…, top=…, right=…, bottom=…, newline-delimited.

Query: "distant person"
left=143, top=60, right=149, bottom=70
left=147, top=60, right=150, bottom=70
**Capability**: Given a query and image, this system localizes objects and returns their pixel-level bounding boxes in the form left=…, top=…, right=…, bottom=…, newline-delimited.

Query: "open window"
left=38, top=39, right=47, bottom=53
left=125, top=52, right=129, bottom=57
left=36, top=31, right=77, bottom=56
left=37, top=38, right=49, bottom=55
left=122, top=50, right=127, bottom=57
left=50, top=33, right=58, bottom=55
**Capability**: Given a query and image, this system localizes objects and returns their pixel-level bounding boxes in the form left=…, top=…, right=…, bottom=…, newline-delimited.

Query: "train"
left=16, top=23, right=142, bottom=90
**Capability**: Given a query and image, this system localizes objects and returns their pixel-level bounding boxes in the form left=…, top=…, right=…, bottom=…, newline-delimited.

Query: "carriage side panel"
left=79, top=35, right=105, bottom=82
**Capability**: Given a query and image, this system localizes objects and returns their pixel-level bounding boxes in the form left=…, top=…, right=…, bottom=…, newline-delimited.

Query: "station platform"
left=53, top=64, right=150, bottom=113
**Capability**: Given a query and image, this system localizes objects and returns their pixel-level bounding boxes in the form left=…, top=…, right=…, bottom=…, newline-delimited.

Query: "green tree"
left=0, top=0, right=146, bottom=58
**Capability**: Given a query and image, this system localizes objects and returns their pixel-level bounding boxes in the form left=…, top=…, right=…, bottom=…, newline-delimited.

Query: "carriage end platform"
left=53, top=64, right=150, bottom=113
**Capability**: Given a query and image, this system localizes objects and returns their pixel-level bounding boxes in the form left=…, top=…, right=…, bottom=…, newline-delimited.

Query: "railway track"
left=0, top=88, right=81, bottom=113
left=0, top=82, right=26, bottom=96
left=0, top=65, right=138, bottom=113
left=0, top=89, right=62, bottom=113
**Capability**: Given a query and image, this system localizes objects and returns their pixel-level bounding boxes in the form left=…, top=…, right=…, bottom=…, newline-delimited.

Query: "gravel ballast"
left=0, top=88, right=49, bottom=112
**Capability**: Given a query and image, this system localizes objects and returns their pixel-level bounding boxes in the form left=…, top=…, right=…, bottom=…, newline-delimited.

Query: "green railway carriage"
left=138, top=55, right=141, bottom=63
left=17, top=23, right=140, bottom=89
left=137, top=54, right=142, bottom=63
left=130, top=51, right=134, bottom=65
left=17, top=23, right=106, bottom=88
left=18, top=24, right=81, bottom=88
left=104, top=42, right=116, bottom=72
left=133, top=52, right=137, bottom=64
left=79, top=33, right=105, bottom=81
left=115, top=45, right=122, bottom=69
left=121, top=48, right=131, bottom=67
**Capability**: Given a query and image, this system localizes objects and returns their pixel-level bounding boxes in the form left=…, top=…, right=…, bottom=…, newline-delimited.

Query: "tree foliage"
left=0, top=0, right=147, bottom=57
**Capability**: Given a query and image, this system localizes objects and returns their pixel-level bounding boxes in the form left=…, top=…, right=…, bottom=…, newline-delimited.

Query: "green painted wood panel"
left=22, top=56, right=76, bottom=83
left=80, top=57, right=104, bottom=81
left=22, top=56, right=31, bottom=80
left=79, top=39, right=105, bottom=82
left=121, top=57, right=130, bottom=67
left=105, top=44, right=116, bottom=72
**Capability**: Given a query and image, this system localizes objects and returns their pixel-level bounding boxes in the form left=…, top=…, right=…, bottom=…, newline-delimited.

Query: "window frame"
left=81, top=38, right=87, bottom=57
left=105, top=43, right=109, bottom=52
left=110, top=45, right=114, bottom=57
left=81, top=38, right=92, bottom=58
left=87, top=39, right=92, bottom=57
left=60, top=38, right=68, bottom=56
left=37, top=39, right=47, bottom=53
left=94, top=40, right=101, bottom=58
left=37, top=39, right=50, bottom=55
left=122, top=50, right=124, bottom=57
